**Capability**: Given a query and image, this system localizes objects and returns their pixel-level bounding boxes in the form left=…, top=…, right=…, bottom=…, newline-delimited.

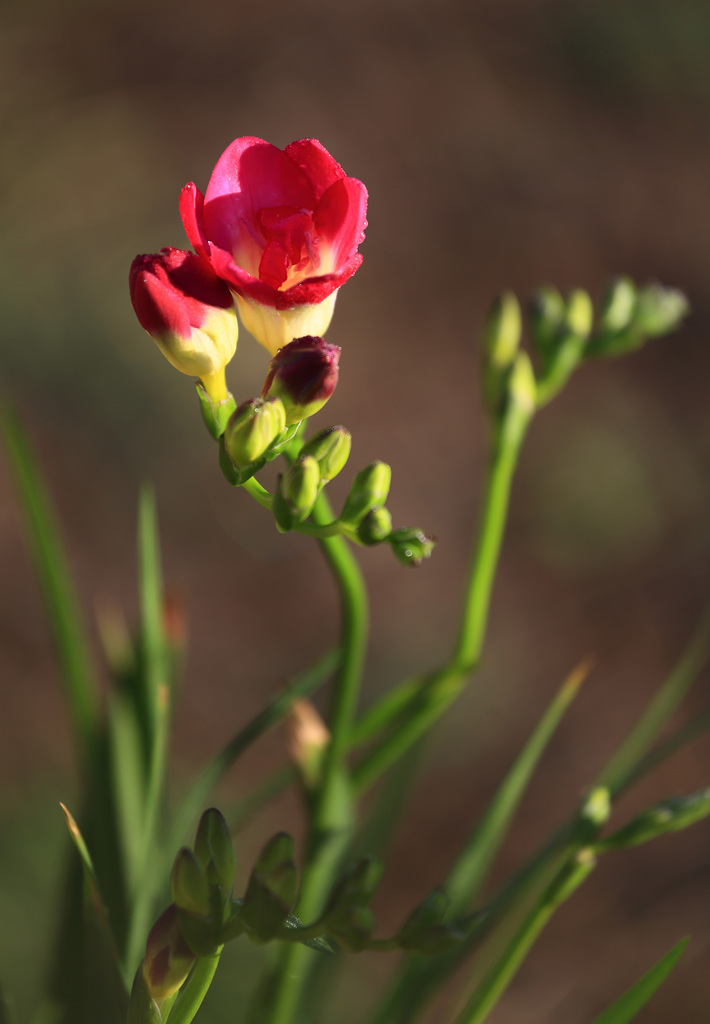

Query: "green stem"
left=264, top=490, right=369, bottom=1024
left=453, top=409, right=531, bottom=670
left=241, top=477, right=360, bottom=542
left=165, top=950, right=223, bottom=1024
left=348, top=399, right=533, bottom=794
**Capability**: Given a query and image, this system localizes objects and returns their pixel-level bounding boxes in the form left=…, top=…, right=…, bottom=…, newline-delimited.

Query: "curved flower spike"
left=180, top=137, right=368, bottom=354
left=129, top=247, right=238, bottom=402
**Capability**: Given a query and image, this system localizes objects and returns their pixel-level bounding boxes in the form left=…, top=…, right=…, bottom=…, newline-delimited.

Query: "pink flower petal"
left=314, top=176, right=368, bottom=268
left=202, top=137, right=315, bottom=256
left=284, top=138, right=346, bottom=201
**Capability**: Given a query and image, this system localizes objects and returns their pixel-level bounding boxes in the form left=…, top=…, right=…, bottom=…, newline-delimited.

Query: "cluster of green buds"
left=480, top=278, right=689, bottom=419
left=138, top=809, right=236, bottom=1012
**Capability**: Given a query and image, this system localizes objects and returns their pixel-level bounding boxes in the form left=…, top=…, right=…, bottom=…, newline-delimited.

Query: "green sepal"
left=263, top=421, right=303, bottom=461
left=218, top=435, right=267, bottom=487
left=195, top=381, right=237, bottom=440
left=241, top=833, right=298, bottom=943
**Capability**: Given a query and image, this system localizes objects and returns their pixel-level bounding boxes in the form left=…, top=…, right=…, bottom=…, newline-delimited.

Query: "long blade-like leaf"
left=366, top=661, right=588, bottom=1024
left=0, top=408, right=99, bottom=765
left=600, top=612, right=710, bottom=795
left=591, top=938, right=688, bottom=1024
left=446, top=659, right=590, bottom=911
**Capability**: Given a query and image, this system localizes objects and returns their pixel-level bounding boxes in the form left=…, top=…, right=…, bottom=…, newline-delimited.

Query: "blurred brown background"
left=1, top=0, right=710, bottom=1020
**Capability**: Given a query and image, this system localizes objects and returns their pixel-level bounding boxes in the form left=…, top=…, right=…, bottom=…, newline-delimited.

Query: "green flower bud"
left=171, top=848, right=211, bottom=916
left=300, top=426, right=352, bottom=481
left=194, top=808, right=236, bottom=897
left=508, top=351, right=537, bottom=415
left=223, top=397, right=286, bottom=466
left=481, top=292, right=522, bottom=411
left=599, top=277, right=637, bottom=334
left=483, top=292, right=522, bottom=369
left=281, top=455, right=321, bottom=522
left=397, top=888, right=451, bottom=952
left=389, top=527, right=436, bottom=568
left=598, top=789, right=710, bottom=851
left=528, top=286, right=566, bottom=355
left=634, top=284, right=689, bottom=337
left=321, top=858, right=383, bottom=950
left=340, top=462, right=392, bottom=525
left=241, top=833, right=298, bottom=943
left=357, top=506, right=393, bottom=545
left=565, top=289, right=594, bottom=338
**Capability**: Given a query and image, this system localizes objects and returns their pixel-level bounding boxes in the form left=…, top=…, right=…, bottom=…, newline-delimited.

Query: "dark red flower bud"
left=262, top=336, right=340, bottom=424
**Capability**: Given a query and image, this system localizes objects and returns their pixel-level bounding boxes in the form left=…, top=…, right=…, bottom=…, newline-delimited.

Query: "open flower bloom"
left=129, top=247, right=238, bottom=402
left=179, top=137, right=367, bottom=355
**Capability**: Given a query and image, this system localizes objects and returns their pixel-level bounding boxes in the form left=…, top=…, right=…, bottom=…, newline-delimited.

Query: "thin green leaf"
left=0, top=408, right=99, bottom=766
left=600, top=611, right=710, bottom=796
left=446, top=659, right=590, bottom=911
left=365, top=662, right=588, bottom=1024
left=591, top=938, right=688, bottom=1024
left=109, top=693, right=148, bottom=895
left=165, top=649, right=338, bottom=858
left=454, top=850, right=596, bottom=1024
left=59, top=803, right=121, bottom=964
left=125, top=490, right=173, bottom=976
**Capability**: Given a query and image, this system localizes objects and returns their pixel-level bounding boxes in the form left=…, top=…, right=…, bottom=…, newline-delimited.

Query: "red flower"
left=129, top=247, right=238, bottom=401
left=179, top=137, right=367, bottom=355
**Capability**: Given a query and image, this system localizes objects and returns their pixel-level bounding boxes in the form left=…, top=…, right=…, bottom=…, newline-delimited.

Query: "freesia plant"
left=2, top=135, right=708, bottom=1024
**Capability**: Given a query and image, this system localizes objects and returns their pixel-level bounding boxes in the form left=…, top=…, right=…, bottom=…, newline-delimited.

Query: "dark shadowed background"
left=1, top=0, right=710, bottom=1020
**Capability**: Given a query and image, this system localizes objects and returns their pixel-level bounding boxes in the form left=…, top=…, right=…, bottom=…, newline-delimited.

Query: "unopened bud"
left=565, top=289, right=593, bottom=338
left=340, top=462, right=392, bottom=525
left=223, top=397, right=286, bottom=466
left=194, top=808, right=236, bottom=897
left=508, top=351, right=537, bottom=414
left=142, top=903, right=196, bottom=1002
left=300, top=426, right=352, bottom=481
left=528, top=286, right=566, bottom=354
left=598, top=789, right=710, bottom=851
left=241, top=833, right=298, bottom=943
left=171, top=848, right=210, bottom=916
left=357, top=506, right=393, bottom=545
left=599, top=277, right=637, bottom=334
left=280, top=456, right=321, bottom=522
left=634, top=284, right=689, bottom=337
left=388, top=527, right=436, bottom=568
left=285, top=699, right=330, bottom=788
left=483, top=292, right=521, bottom=368
left=262, top=336, right=340, bottom=425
